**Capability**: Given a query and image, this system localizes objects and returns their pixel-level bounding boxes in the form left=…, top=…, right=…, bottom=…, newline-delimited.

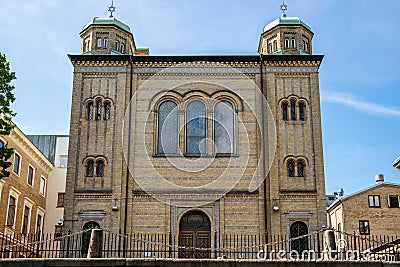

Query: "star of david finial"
left=280, top=0, right=287, bottom=14
left=108, top=0, right=116, bottom=17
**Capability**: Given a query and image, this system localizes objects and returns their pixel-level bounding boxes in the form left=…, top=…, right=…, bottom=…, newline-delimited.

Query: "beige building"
left=0, top=127, right=53, bottom=245
left=327, top=174, right=400, bottom=237
left=64, top=9, right=327, bottom=257
left=393, top=157, right=400, bottom=170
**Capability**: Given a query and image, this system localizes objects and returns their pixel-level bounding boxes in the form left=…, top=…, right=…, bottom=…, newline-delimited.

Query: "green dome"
left=82, top=16, right=131, bottom=33
left=263, top=14, right=312, bottom=33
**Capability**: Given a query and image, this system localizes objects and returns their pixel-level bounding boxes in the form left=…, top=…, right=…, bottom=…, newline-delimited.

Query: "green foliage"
left=0, top=53, right=16, bottom=179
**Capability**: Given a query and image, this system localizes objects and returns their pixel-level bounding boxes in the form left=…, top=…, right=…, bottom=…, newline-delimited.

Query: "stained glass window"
left=104, top=102, right=111, bottom=120
left=288, top=161, right=295, bottom=177
left=158, top=101, right=179, bottom=155
left=282, top=102, right=288, bottom=121
left=298, top=161, right=304, bottom=177
left=214, top=102, right=234, bottom=155
left=186, top=101, right=206, bottom=155
left=299, top=103, right=305, bottom=121
left=88, top=102, right=93, bottom=120
left=97, top=161, right=104, bottom=177
left=96, top=100, right=102, bottom=121
left=290, top=100, right=296, bottom=121
left=87, top=160, right=94, bottom=177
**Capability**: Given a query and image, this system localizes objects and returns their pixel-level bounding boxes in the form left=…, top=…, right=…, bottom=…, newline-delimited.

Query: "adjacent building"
left=327, top=174, right=400, bottom=237
left=393, top=157, right=400, bottom=171
left=0, top=127, right=53, bottom=242
left=64, top=8, right=327, bottom=257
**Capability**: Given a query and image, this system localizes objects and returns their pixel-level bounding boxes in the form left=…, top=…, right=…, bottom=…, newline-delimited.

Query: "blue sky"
left=0, top=0, right=399, bottom=194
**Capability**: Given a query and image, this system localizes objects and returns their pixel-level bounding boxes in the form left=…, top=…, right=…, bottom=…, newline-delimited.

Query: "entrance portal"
left=178, top=211, right=211, bottom=259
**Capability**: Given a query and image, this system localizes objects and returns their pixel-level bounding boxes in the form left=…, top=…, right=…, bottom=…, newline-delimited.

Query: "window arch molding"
left=212, top=90, right=243, bottom=112
left=278, top=95, right=309, bottom=122
left=82, top=155, right=108, bottom=165
left=150, top=90, right=183, bottom=112
left=83, top=156, right=108, bottom=177
left=284, top=156, right=309, bottom=177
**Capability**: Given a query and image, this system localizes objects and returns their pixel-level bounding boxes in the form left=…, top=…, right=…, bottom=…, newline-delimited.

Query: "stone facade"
left=327, top=180, right=400, bottom=237
left=64, top=12, right=327, bottom=251
left=0, top=127, right=53, bottom=238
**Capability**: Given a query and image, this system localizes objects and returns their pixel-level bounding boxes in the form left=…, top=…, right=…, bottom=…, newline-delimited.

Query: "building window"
left=87, top=101, right=94, bottom=120
left=368, top=195, right=381, bottom=207
left=290, top=100, right=296, bottom=121
left=39, top=177, right=46, bottom=196
left=214, top=102, right=235, bottom=155
left=288, top=160, right=295, bottom=177
left=96, top=99, right=102, bottom=121
left=157, top=101, right=179, bottom=155
left=120, top=43, right=125, bottom=54
left=57, top=193, right=65, bottom=208
left=21, top=205, right=31, bottom=235
left=103, top=38, right=108, bottom=48
left=36, top=214, right=43, bottom=234
left=299, top=102, right=305, bottom=121
left=290, top=221, right=309, bottom=253
left=6, top=196, right=16, bottom=227
left=115, top=40, right=119, bottom=51
left=59, top=155, right=68, bottom=168
left=282, top=102, right=288, bottom=121
left=27, top=165, right=35, bottom=186
left=388, top=195, right=400, bottom=208
left=186, top=101, right=207, bottom=155
left=86, top=160, right=94, bottom=177
left=97, top=38, right=102, bottom=48
left=55, top=225, right=63, bottom=238
left=96, top=161, right=104, bottom=177
left=269, top=43, right=273, bottom=54
left=13, top=152, right=21, bottom=175
left=359, top=220, right=370, bottom=235
left=297, top=161, right=305, bottom=177
left=291, top=38, right=296, bottom=48
left=285, top=39, right=290, bottom=48
left=273, top=40, right=278, bottom=52
left=104, top=102, right=111, bottom=120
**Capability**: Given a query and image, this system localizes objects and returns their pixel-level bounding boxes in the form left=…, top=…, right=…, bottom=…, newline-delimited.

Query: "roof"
left=392, top=156, right=400, bottom=168
left=263, top=14, right=312, bottom=33
left=82, top=16, right=131, bottom=33
left=327, top=182, right=400, bottom=211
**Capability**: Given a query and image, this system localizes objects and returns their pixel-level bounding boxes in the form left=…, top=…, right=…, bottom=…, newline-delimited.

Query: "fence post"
left=87, top=229, right=103, bottom=258
left=168, top=230, right=172, bottom=258
left=66, top=229, right=71, bottom=258
left=265, top=231, right=269, bottom=259
left=316, top=231, right=321, bottom=260
left=323, top=229, right=336, bottom=260
left=214, top=230, right=218, bottom=259
left=353, top=231, right=358, bottom=260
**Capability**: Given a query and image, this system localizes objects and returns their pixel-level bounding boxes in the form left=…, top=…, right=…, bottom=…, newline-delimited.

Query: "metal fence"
left=0, top=229, right=399, bottom=261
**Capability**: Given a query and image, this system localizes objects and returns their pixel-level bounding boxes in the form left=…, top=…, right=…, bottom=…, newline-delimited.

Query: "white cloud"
left=322, top=91, right=400, bottom=117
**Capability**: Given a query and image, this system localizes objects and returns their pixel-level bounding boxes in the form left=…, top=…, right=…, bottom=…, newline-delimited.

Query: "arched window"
left=291, top=38, right=296, bottom=48
left=299, top=102, right=305, bottom=121
left=297, top=161, right=304, bottom=177
left=186, top=101, right=206, bottom=155
left=120, top=43, right=125, bottom=54
left=302, top=40, right=306, bottom=51
left=87, top=101, right=94, bottom=120
left=269, top=43, right=273, bottom=54
left=86, top=160, right=94, bottom=177
left=290, top=221, right=309, bottom=253
left=103, top=38, right=108, bottom=48
left=97, top=38, right=102, bottom=48
left=285, top=39, right=290, bottom=48
left=96, top=99, right=102, bottom=121
left=290, top=100, right=296, bottom=121
left=96, top=161, right=104, bottom=177
left=288, top=160, right=295, bottom=177
left=214, top=102, right=235, bottom=155
left=115, top=41, right=119, bottom=51
left=157, top=101, right=179, bottom=155
left=282, top=102, right=288, bottom=121
left=104, top=102, right=111, bottom=120
left=273, top=40, right=278, bottom=52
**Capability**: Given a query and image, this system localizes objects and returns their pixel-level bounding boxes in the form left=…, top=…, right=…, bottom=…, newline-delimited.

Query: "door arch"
left=178, top=210, right=211, bottom=259
left=81, top=221, right=100, bottom=257
left=290, top=221, right=309, bottom=253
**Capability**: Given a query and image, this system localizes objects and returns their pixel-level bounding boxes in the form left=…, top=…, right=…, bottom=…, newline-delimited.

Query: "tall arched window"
left=103, top=38, right=109, bottom=48
left=186, top=101, right=206, bottom=155
left=299, top=102, right=305, bottom=121
left=96, top=99, right=102, bottom=121
left=157, top=101, right=179, bottom=155
left=285, top=39, right=290, bottom=48
left=290, top=100, right=296, bottom=121
left=302, top=40, right=306, bottom=51
left=288, top=160, right=295, bottom=177
left=120, top=43, right=125, bottom=54
left=291, top=38, right=296, bottom=48
left=214, top=102, right=234, bottom=155
left=87, top=101, right=94, bottom=120
left=97, top=38, right=102, bottom=48
left=269, top=43, right=273, bottom=54
left=96, top=161, right=104, bottom=177
left=273, top=40, right=278, bottom=52
left=297, top=161, right=305, bottom=177
left=115, top=41, right=119, bottom=51
left=86, top=160, right=94, bottom=177
left=290, top=221, right=309, bottom=253
left=282, top=102, right=288, bottom=121
left=104, top=102, right=111, bottom=121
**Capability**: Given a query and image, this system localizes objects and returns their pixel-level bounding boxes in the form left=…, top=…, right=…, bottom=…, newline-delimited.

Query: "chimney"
left=375, top=174, right=384, bottom=184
